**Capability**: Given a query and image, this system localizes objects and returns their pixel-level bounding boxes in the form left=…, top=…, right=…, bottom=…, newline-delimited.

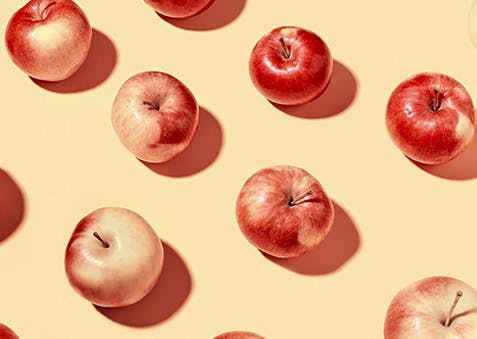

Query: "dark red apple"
left=0, top=324, right=19, bottom=339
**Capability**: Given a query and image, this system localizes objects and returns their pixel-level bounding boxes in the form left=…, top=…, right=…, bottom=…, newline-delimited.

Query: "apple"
left=111, top=71, right=199, bottom=163
left=64, top=207, right=164, bottom=307
left=0, top=324, right=19, bottom=339
left=236, top=165, right=334, bottom=258
left=214, top=331, right=265, bottom=339
left=385, top=72, right=476, bottom=164
left=144, top=0, right=215, bottom=18
left=5, top=0, right=92, bottom=82
left=249, top=26, right=333, bottom=106
left=384, top=276, right=477, bottom=338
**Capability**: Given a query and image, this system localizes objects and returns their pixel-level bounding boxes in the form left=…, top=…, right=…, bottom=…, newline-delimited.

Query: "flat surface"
left=1, top=1, right=477, bottom=338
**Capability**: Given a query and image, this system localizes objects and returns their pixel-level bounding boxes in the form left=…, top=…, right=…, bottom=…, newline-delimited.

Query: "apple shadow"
left=0, top=169, right=26, bottom=242
left=272, top=60, right=358, bottom=119
left=410, top=128, right=477, bottom=180
left=142, top=106, right=224, bottom=177
left=94, top=241, right=193, bottom=327
left=262, top=201, right=360, bottom=275
left=158, top=0, right=247, bottom=31
left=31, top=28, right=117, bottom=93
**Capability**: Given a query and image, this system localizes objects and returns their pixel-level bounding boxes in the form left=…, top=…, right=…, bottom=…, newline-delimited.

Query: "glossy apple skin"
left=236, top=165, right=334, bottom=258
left=5, top=0, right=92, bottom=81
left=0, top=324, right=19, bottom=339
left=384, top=276, right=477, bottom=338
left=386, top=73, right=476, bottom=164
left=249, top=26, right=333, bottom=106
left=64, top=207, right=164, bottom=308
left=144, top=0, right=215, bottom=18
left=111, top=71, right=199, bottom=163
left=214, top=331, right=265, bottom=339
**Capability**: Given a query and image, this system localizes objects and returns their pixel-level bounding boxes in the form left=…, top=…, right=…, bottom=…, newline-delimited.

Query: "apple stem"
left=279, top=37, right=291, bottom=59
left=431, top=88, right=442, bottom=112
left=93, top=232, right=110, bottom=248
left=143, top=100, right=160, bottom=110
left=444, top=290, right=463, bottom=327
left=39, top=2, right=56, bottom=20
left=289, top=190, right=313, bottom=206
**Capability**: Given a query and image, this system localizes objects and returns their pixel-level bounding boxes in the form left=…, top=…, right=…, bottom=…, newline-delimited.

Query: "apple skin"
left=111, top=71, right=199, bottom=163
left=249, top=26, right=333, bottom=106
left=385, top=72, right=476, bottom=165
left=5, top=0, right=92, bottom=82
left=64, top=207, right=164, bottom=308
left=144, top=0, right=215, bottom=18
left=0, top=324, right=19, bottom=339
left=236, top=165, right=334, bottom=258
left=214, top=331, right=265, bottom=339
left=384, top=276, right=477, bottom=338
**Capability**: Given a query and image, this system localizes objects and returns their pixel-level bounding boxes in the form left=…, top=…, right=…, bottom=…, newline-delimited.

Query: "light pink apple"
left=144, top=0, right=215, bottom=18
left=64, top=207, right=164, bottom=308
left=111, top=71, right=199, bottom=163
left=5, top=0, right=92, bottom=82
left=0, top=324, right=19, bottom=339
left=384, top=276, right=477, bottom=338
left=236, top=165, right=334, bottom=258
left=249, top=26, right=333, bottom=106
left=214, top=331, right=265, bottom=339
left=385, top=72, right=476, bottom=164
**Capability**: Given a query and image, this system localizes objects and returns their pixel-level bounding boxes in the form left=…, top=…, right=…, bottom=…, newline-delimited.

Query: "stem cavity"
left=289, top=190, right=313, bottom=206
left=143, top=100, right=160, bottom=110
left=93, top=232, right=110, bottom=248
left=431, top=88, right=442, bottom=112
left=444, top=290, right=463, bottom=327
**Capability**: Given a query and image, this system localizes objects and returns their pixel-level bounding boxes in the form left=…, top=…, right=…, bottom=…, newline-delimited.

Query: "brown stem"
left=279, top=37, right=291, bottom=59
left=444, top=291, right=463, bottom=327
left=431, top=88, right=442, bottom=112
left=39, top=1, right=56, bottom=20
left=289, top=190, right=313, bottom=206
left=93, top=232, right=110, bottom=248
left=143, top=100, right=160, bottom=110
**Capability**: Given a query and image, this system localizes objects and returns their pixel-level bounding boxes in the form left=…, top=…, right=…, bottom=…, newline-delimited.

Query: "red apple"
left=384, top=276, right=477, bottom=338
left=111, top=71, right=199, bottom=163
left=144, top=0, right=215, bottom=18
left=385, top=72, right=476, bottom=164
left=64, top=207, right=164, bottom=307
left=0, top=324, right=19, bottom=339
left=236, top=165, right=334, bottom=258
left=249, top=26, right=333, bottom=106
left=214, top=331, right=265, bottom=339
left=5, top=0, right=92, bottom=82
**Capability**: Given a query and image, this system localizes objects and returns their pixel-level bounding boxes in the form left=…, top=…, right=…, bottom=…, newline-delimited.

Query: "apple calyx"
left=430, top=88, right=443, bottom=112
left=93, top=232, right=110, bottom=248
left=143, top=100, right=160, bottom=111
left=278, top=37, right=291, bottom=59
left=444, top=290, right=464, bottom=327
left=289, top=190, right=313, bottom=206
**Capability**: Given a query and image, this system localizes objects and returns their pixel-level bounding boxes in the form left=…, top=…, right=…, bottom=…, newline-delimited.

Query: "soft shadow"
left=158, top=0, right=246, bottom=31
left=411, top=129, right=477, bottom=180
left=32, top=29, right=117, bottom=93
left=0, top=169, right=26, bottom=242
left=272, top=60, right=358, bottom=119
left=263, top=201, right=360, bottom=275
left=95, top=242, right=193, bottom=327
left=142, top=107, right=223, bottom=177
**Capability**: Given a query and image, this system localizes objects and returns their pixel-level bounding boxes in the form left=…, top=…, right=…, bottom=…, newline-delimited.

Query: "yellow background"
left=1, top=0, right=477, bottom=338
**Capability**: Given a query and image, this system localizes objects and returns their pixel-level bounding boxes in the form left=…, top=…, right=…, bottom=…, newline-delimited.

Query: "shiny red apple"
left=385, top=72, right=476, bottom=164
left=111, top=71, right=199, bottom=163
left=144, top=0, right=215, bottom=18
left=64, top=207, right=164, bottom=307
left=0, top=324, right=19, bottom=339
left=5, top=0, right=92, bottom=81
left=214, top=331, right=265, bottom=339
left=236, top=165, right=334, bottom=258
left=384, top=276, right=477, bottom=338
left=249, top=26, right=333, bottom=106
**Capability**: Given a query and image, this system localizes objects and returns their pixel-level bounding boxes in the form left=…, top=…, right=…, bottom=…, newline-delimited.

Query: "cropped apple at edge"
left=144, top=0, right=215, bottom=18
left=0, top=324, right=19, bottom=339
left=236, top=165, right=334, bottom=258
left=64, top=207, right=164, bottom=308
left=214, top=331, right=266, bottom=339
left=5, top=0, right=92, bottom=82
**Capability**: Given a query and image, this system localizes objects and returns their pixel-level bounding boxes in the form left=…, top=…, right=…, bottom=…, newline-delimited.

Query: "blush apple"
left=385, top=72, right=476, bottom=164
left=236, top=165, right=334, bottom=258
left=384, top=276, right=477, bottom=338
left=5, top=0, right=92, bottom=81
left=111, top=71, right=199, bottom=163
left=0, top=324, right=19, bottom=339
left=214, top=331, right=265, bottom=339
left=144, top=0, right=215, bottom=18
left=64, top=207, right=164, bottom=308
left=249, top=26, right=333, bottom=106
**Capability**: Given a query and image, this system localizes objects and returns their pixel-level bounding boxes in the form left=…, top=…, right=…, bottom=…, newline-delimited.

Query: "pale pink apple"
left=214, top=331, right=266, bottom=339
left=144, top=0, right=215, bottom=18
